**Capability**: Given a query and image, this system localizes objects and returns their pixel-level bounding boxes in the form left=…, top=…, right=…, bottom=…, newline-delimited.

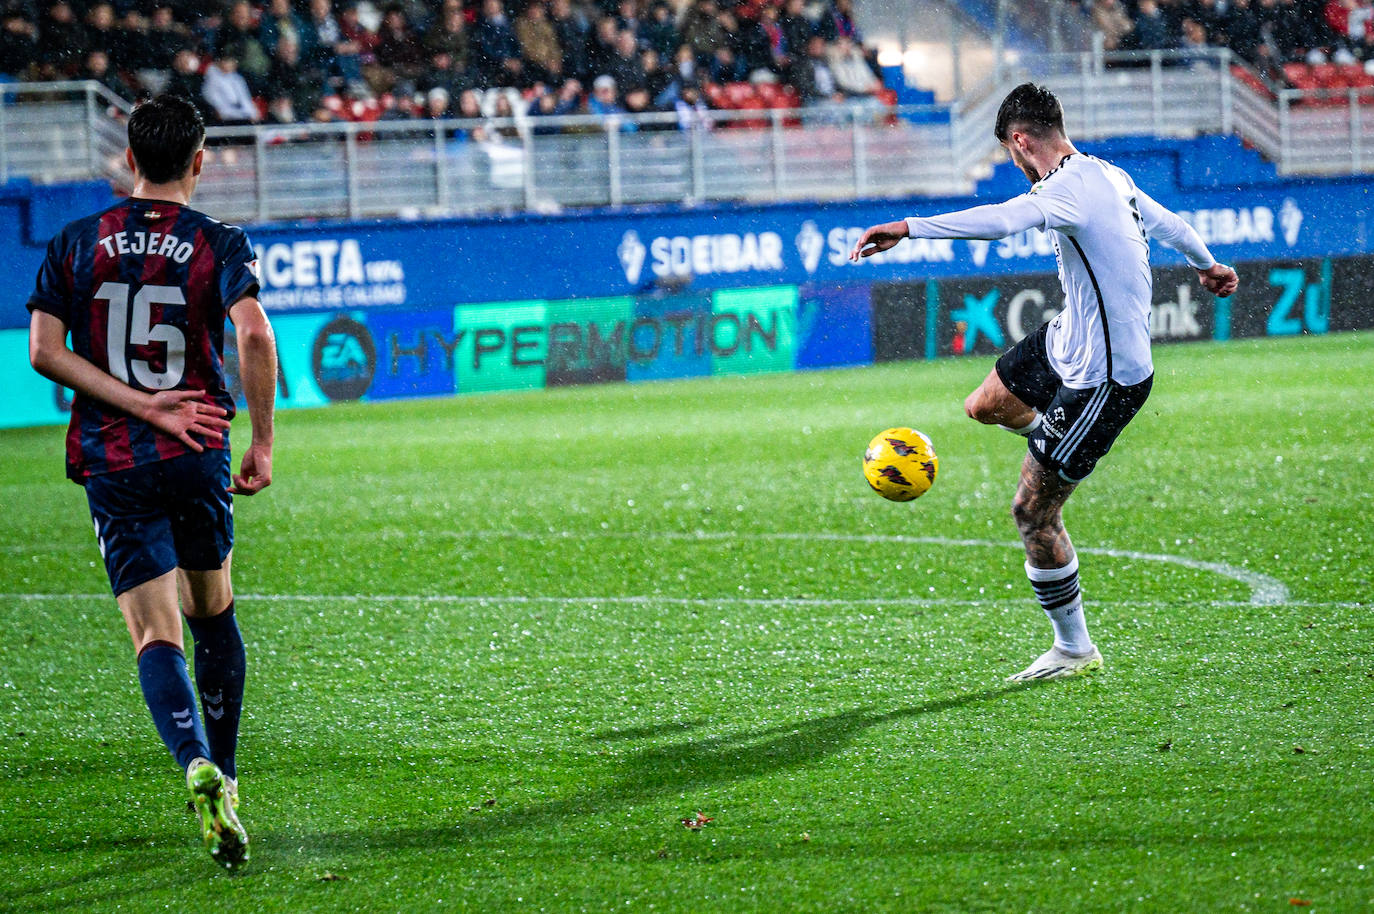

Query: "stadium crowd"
left=0, top=0, right=889, bottom=127
left=1082, top=0, right=1374, bottom=84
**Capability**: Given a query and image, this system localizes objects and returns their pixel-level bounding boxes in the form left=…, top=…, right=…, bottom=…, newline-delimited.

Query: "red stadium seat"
left=1284, top=62, right=1318, bottom=90
left=1230, top=64, right=1275, bottom=99
left=724, top=82, right=756, bottom=107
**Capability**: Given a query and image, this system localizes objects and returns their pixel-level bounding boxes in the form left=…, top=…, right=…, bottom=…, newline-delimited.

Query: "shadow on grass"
left=1, top=682, right=1043, bottom=908
left=268, top=681, right=1041, bottom=858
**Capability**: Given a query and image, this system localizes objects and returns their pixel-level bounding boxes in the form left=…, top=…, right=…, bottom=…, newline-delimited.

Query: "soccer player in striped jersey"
left=851, top=83, right=1238, bottom=681
left=27, top=95, right=277, bottom=868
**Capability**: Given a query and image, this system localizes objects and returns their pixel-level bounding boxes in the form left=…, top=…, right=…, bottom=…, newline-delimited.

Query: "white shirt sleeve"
left=1135, top=187, right=1215, bottom=270
left=904, top=196, right=1048, bottom=241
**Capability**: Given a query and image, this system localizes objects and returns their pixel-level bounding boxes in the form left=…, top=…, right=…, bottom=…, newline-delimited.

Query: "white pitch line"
left=377, top=529, right=1293, bottom=606
left=2, top=594, right=1362, bottom=608
left=0, top=532, right=1292, bottom=606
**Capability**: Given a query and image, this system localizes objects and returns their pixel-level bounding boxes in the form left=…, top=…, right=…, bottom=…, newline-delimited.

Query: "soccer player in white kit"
left=850, top=83, right=1238, bottom=680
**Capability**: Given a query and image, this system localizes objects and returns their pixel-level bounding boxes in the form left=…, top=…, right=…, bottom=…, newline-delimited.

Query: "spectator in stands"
left=424, top=85, right=452, bottom=118
left=165, top=48, right=212, bottom=119
left=641, top=1, right=678, bottom=59
left=0, top=11, right=37, bottom=79
left=680, top=0, right=728, bottom=65
left=474, top=0, right=524, bottom=87
left=308, top=0, right=362, bottom=88
left=756, top=3, right=787, bottom=72
left=82, top=49, right=129, bottom=101
left=615, top=0, right=642, bottom=41
left=339, top=4, right=379, bottom=71
left=674, top=82, right=711, bottom=130
left=608, top=28, right=647, bottom=93
left=818, top=0, right=861, bottom=43
left=516, top=2, right=564, bottom=84
left=116, top=9, right=158, bottom=85
left=708, top=44, right=746, bottom=82
left=828, top=34, right=879, bottom=97
left=36, top=2, right=83, bottom=78
left=589, top=72, right=627, bottom=116
left=1090, top=0, right=1134, bottom=51
left=1177, top=17, right=1218, bottom=66
left=203, top=54, right=260, bottom=125
left=1189, top=0, right=1228, bottom=38
left=455, top=86, right=490, bottom=142
left=217, top=1, right=270, bottom=94
left=779, top=0, right=814, bottom=64
left=642, top=46, right=675, bottom=105
left=84, top=4, right=117, bottom=66
left=375, top=4, right=427, bottom=92
left=723, top=8, right=770, bottom=78
left=585, top=15, right=620, bottom=80
left=1222, top=0, right=1262, bottom=60
left=792, top=35, right=842, bottom=106
left=1130, top=0, right=1176, bottom=51
left=550, top=0, right=589, bottom=82
left=147, top=7, right=191, bottom=74
left=489, top=91, right=520, bottom=140
left=425, top=3, right=470, bottom=78
left=1251, top=39, right=1288, bottom=86
left=673, top=43, right=697, bottom=87
left=527, top=76, right=582, bottom=132
left=266, top=32, right=317, bottom=120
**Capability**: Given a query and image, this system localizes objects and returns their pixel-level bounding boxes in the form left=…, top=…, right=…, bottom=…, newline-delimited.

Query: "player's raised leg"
left=1006, top=454, right=1101, bottom=681
left=965, top=366, right=1042, bottom=437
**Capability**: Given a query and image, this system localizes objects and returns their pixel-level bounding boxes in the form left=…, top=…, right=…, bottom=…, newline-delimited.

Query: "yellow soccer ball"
left=862, top=428, right=938, bottom=502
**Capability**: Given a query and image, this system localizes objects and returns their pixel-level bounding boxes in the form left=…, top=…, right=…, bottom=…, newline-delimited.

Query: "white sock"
left=1025, top=556, right=1093, bottom=655
left=999, top=412, right=1042, bottom=437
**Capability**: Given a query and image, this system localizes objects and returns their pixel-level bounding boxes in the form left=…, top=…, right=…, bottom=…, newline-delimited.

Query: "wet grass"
left=0, top=332, right=1370, bottom=912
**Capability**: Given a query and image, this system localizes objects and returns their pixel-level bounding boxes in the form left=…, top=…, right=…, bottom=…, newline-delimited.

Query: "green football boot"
left=188, top=761, right=249, bottom=870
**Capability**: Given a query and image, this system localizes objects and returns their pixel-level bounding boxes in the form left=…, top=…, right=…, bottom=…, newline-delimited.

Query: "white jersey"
left=904, top=153, right=1216, bottom=388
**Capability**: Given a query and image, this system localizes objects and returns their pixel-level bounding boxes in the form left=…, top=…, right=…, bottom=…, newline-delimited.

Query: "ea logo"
left=311, top=316, right=376, bottom=401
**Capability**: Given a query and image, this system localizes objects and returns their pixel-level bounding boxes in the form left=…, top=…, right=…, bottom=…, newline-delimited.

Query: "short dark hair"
left=994, top=82, right=1065, bottom=143
left=127, top=94, right=205, bottom=184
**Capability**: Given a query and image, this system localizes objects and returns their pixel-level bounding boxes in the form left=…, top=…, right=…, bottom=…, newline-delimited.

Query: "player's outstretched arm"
left=850, top=198, right=1048, bottom=262
left=1134, top=188, right=1239, bottom=298
left=227, top=296, right=277, bottom=496
left=28, top=310, right=230, bottom=451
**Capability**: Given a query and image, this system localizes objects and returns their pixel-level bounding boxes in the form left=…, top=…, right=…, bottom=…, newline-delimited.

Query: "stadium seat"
left=1283, top=62, right=1318, bottom=90
left=1230, top=64, right=1275, bottom=99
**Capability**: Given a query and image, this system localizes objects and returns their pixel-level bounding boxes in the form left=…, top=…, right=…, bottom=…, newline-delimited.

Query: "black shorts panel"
left=994, top=323, right=1059, bottom=413
left=84, top=450, right=234, bottom=596
left=1030, top=376, right=1153, bottom=482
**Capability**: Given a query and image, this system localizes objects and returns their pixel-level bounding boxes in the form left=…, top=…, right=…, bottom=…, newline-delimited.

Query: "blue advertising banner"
left=4, top=174, right=1373, bottom=332
left=234, top=178, right=1374, bottom=315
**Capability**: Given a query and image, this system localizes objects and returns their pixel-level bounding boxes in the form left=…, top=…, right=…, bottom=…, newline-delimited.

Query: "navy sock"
left=137, top=641, right=211, bottom=772
left=186, top=602, right=246, bottom=780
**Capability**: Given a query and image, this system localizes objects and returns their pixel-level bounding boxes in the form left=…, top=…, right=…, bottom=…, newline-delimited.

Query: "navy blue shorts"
left=995, top=323, right=1152, bottom=483
left=84, top=449, right=234, bottom=597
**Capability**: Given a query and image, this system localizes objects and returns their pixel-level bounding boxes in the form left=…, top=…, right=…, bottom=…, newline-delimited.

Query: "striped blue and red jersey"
left=26, top=197, right=260, bottom=482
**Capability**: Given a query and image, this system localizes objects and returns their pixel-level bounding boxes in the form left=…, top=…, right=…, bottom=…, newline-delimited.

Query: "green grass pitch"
left=0, top=332, right=1371, bottom=912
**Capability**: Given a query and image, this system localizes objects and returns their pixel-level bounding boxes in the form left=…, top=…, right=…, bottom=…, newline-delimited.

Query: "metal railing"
left=5, top=57, right=1374, bottom=221
left=191, top=103, right=969, bottom=224
left=0, top=81, right=132, bottom=186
